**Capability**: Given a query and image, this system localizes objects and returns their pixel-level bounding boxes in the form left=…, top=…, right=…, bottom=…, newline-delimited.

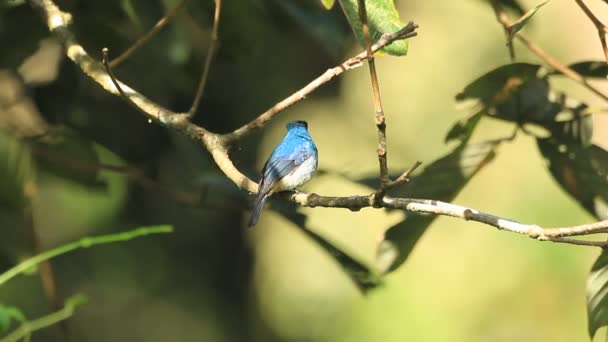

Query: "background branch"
left=575, top=0, right=608, bottom=63
left=188, top=0, right=221, bottom=118
left=490, top=0, right=608, bottom=102
left=109, top=0, right=189, bottom=68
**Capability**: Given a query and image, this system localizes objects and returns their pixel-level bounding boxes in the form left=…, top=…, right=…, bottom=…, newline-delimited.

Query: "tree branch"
left=109, top=0, right=189, bottom=68
left=490, top=0, right=608, bottom=102
left=188, top=0, right=221, bottom=118
left=357, top=0, right=390, bottom=192
left=575, top=0, right=608, bottom=63
left=290, top=193, right=608, bottom=247
left=28, top=0, right=608, bottom=249
left=221, top=22, right=419, bottom=144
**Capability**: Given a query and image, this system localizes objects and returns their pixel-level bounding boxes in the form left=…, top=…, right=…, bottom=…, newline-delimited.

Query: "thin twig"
left=357, top=0, right=390, bottom=191
left=221, top=22, right=419, bottom=143
left=385, top=161, right=423, bottom=189
left=188, top=0, right=222, bottom=118
left=490, top=0, right=608, bottom=102
left=109, top=0, right=189, bottom=68
left=575, top=0, right=608, bottom=63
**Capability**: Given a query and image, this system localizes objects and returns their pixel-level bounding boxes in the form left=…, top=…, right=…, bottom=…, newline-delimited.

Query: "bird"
left=248, top=120, right=318, bottom=227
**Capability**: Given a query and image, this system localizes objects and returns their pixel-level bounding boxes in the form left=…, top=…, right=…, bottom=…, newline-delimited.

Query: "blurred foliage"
left=0, top=0, right=607, bottom=341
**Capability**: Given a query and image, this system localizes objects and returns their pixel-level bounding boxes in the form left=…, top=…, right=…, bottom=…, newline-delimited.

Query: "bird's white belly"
left=273, top=157, right=317, bottom=192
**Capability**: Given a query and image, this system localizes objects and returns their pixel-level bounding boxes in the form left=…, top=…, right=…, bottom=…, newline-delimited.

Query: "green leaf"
left=359, top=141, right=500, bottom=272
left=321, top=0, right=336, bottom=9
left=0, top=305, right=26, bottom=334
left=445, top=111, right=483, bottom=144
left=567, top=61, right=608, bottom=79
left=506, top=0, right=549, bottom=46
left=272, top=202, right=382, bottom=292
left=0, top=130, right=34, bottom=210
left=587, top=250, right=608, bottom=338
left=537, top=139, right=608, bottom=219
left=28, top=128, right=105, bottom=188
left=338, top=0, right=408, bottom=56
left=456, top=63, right=541, bottom=105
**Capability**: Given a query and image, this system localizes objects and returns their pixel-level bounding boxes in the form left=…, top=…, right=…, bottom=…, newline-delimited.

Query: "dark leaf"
left=506, top=1, right=549, bottom=46
left=537, top=139, right=608, bottom=219
left=493, top=77, right=561, bottom=123
left=359, top=141, right=500, bottom=272
left=445, top=111, right=483, bottom=144
left=539, top=139, right=608, bottom=337
left=272, top=201, right=382, bottom=292
left=546, top=114, right=593, bottom=146
left=338, top=0, right=408, bottom=56
left=277, top=0, right=349, bottom=59
left=456, top=63, right=541, bottom=105
left=567, top=61, right=608, bottom=79
left=588, top=250, right=608, bottom=338
left=478, top=0, right=525, bottom=15
left=28, top=128, right=106, bottom=188
left=0, top=130, right=33, bottom=210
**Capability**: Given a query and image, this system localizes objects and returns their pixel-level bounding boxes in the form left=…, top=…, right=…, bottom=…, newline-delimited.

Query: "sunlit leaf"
left=537, top=139, right=608, bottom=219
left=588, top=250, right=608, bottom=338
left=456, top=63, right=541, bottom=105
left=445, top=111, right=483, bottom=144
left=359, top=141, right=500, bottom=272
left=338, top=0, right=408, bottom=56
left=0, top=130, right=34, bottom=210
left=506, top=0, right=549, bottom=46
left=320, top=0, right=336, bottom=9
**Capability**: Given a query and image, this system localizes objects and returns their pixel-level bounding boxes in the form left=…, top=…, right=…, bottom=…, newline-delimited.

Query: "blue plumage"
left=248, top=121, right=318, bottom=227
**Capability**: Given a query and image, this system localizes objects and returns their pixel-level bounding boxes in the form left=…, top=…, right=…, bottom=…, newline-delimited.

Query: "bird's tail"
left=248, top=192, right=268, bottom=227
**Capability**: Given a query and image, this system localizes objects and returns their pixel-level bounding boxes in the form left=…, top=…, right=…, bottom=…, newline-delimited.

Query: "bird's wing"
left=258, top=150, right=313, bottom=195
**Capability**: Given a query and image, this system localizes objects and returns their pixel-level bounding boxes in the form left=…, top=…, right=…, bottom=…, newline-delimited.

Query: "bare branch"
left=221, top=22, right=419, bottom=144
left=357, top=0, right=390, bottom=191
left=109, top=0, right=189, bottom=68
left=575, top=0, right=608, bottom=63
left=188, top=0, right=222, bottom=118
left=490, top=0, right=608, bottom=102
left=385, top=160, right=422, bottom=189
left=29, top=0, right=608, bottom=249
left=291, top=194, right=608, bottom=247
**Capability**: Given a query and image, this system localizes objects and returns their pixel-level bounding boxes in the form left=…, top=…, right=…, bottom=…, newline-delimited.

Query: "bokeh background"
left=1, top=0, right=608, bottom=341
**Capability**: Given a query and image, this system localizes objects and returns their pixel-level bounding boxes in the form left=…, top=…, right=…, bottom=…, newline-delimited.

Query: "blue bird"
left=248, top=120, right=318, bottom=227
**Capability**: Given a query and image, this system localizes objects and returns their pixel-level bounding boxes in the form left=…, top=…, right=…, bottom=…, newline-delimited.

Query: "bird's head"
left=287, top=120, right=308, bottom=130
